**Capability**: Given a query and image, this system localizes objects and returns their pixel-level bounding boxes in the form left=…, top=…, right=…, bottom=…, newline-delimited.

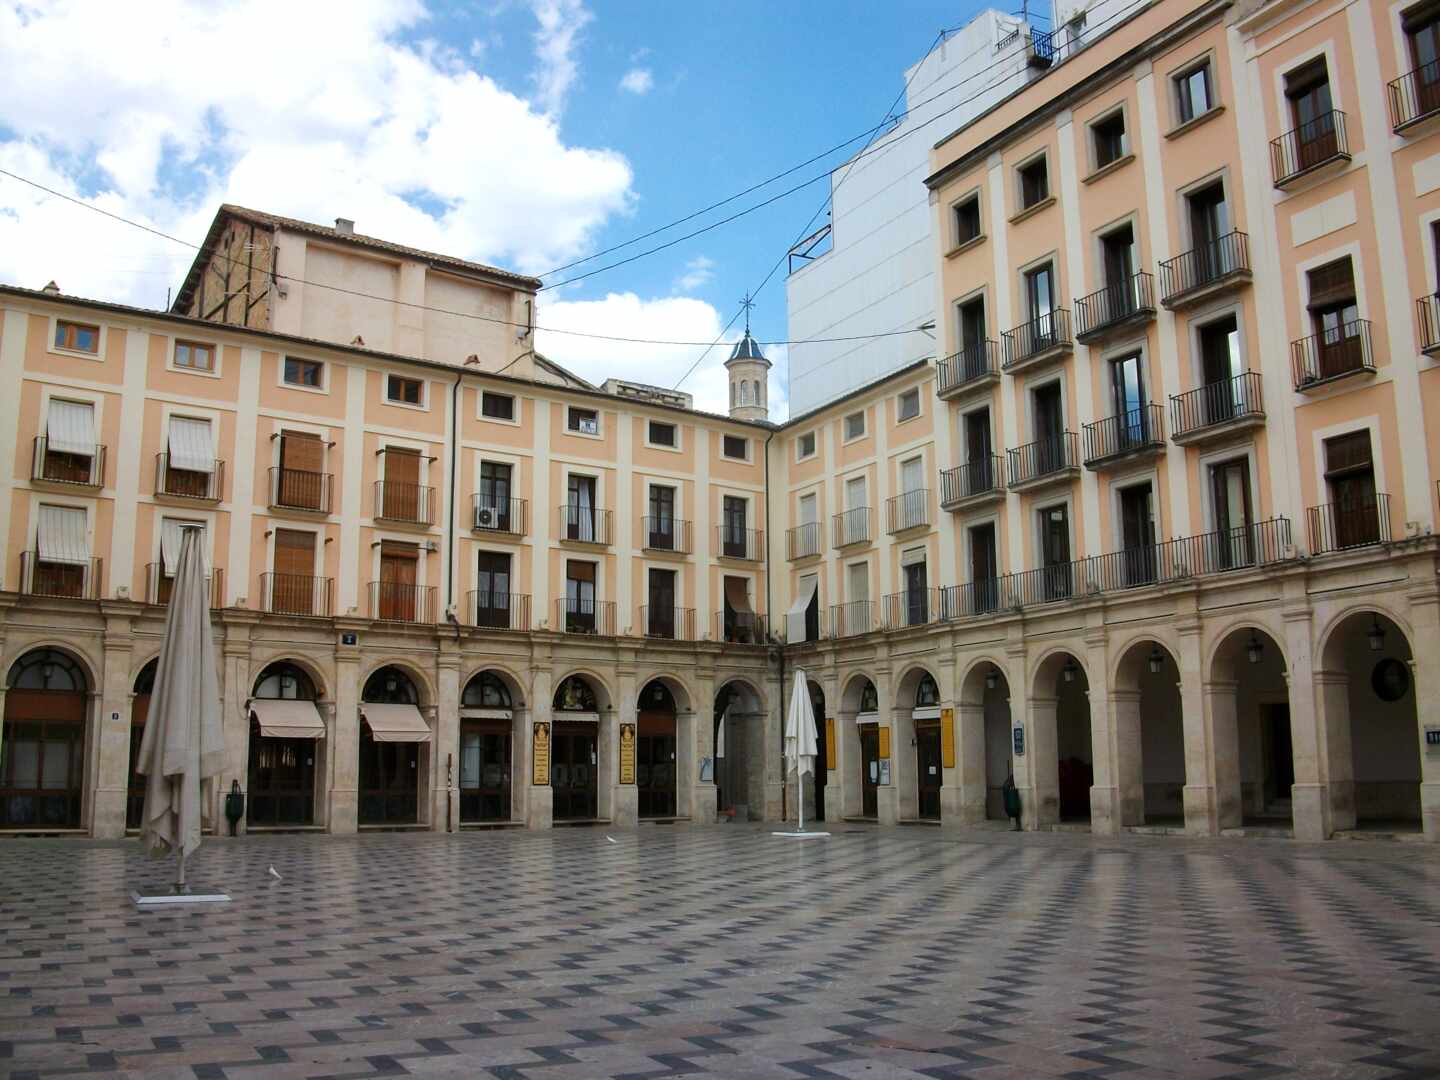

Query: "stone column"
left=1085, top=631, right=1119, bottom=836
left=889, top=704, right=918, bottom=822
left=1177, top=616, right=1218, bottom=836
left=820, top=674, right=843, bottom=824
left=954, top=703, right=987, bottom=824
left=1110, top=689, right=1144, bottom=829
left=216, top=626, right=252, bottom=836
left=611, top=667, right=638, bottom=827
left=1283, top=601, right=1330, bottom=841
left=1408, top=580, right=1440, bottom=841
left=1024, top=694, right=1059, bottom=828
left=835, top=707, right=861, bottom=819
left=874, top=674, right=899, bottom=826
left=92, top=619, right=135, bottom=839
left=526, top=659, right=553, bottom=829
left=763, top=666, right=785, bottom=822
left=329, top=641, right=361, bottom=834
left=689, top=667, right=716, bottom=826
left=1203, top=680, right=1242, bottom=830
left=1313, top=668, right=1355, bottom=833
left=936, top=653, right=965, bottom=823
left=433, top=646, right=461, bottom=832
left=1004, top=642, right=1030, bottom=828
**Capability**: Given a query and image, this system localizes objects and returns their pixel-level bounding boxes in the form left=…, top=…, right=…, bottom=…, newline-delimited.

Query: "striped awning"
left=46, top=399, right=95, bottom=456
left=168, top=416, right=215, bottom=473
left=36, top=505, right=88, bottom=562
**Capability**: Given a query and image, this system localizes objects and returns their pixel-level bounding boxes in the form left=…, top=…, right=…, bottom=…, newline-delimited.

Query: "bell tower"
left=725, top=295, right=772, bottom=422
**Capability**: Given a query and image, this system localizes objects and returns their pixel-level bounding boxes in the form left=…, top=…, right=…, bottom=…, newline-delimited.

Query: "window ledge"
left=1164, top=104, right=1226, bottom=141
left=1008, top=196, right=1057, bottom=226
left=1082, top=153, right=1135, bottom=185
left=944, top=234, right=988, bottom=260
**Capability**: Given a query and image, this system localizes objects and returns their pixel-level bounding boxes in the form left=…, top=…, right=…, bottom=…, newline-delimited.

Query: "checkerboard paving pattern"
left=2, top=826, right=1438, bottom=1078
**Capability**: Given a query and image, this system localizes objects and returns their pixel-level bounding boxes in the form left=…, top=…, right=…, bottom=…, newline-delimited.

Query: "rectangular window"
left=474, top=551, right=513, bottom=628
left=477, top=461, right=513, bottom=531
left=1092, top=110, right=1127, bottom=168
left=271, top=528, right=317, bottom=615
left=164, top=415, right=216, bottom=498
left=481, top=391, right=515, bottom=420
left=1285, top=58, right=1337, bottom=169
left=1306, top=257, right=1361, bottom=379
left=722, top=434, right=748, bottom=460
left=1039, top=504, right=1073, bottom=601
left=386, top=374, right=423, bottom=405
left=277, top=430, right=325, bottom=510
left=953, top=193, right=982, bottom=245
left=897, top=388, right=921, bottom=422
left=799, top=492, right=817, bottom=525
left=42, top=399, right=97, bottom=484
left=1017, top=156, right=1049, bottom=209
left=54, top=320, right=99, bottom=354
left=722, top=495, right=749, bottom=557
left=1210, top=457, right=1254, bottom=568
left=648, top=485, right=676, bottom=550
left=1323, top=430, right=1380, bottom=547
left=847, top=560, right=869, bottom=604
left=566, top=474, right=599, bottom=542
left=565, top=560, right=597, bottom=630
left=1101, top=224, right=1137, bottom=289
left=647, top=419, right=676, bottom=447
left=647, top=567, right=678, bottom=637
left=969, top=523, right=999, bottom=612
left=34, top=504, right=89, bottom=597
left=1024, top=263, right=1055, bottom=326
left=1175, top=60, right=1213, bottom=123
left=798, top=431, right=817, bottom=459
left=844, top=411, right=866, bottom=440
left=174, top=340, right=215, bottom=371
left=284, top=356, right=323, bottom=387
left=568, top=406, right=599, bottom=435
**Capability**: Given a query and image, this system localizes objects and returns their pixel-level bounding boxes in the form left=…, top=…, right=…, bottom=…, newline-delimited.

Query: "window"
left=798, top=431, right=817, bottom=459
left=564, top=560, right=597, bottom=632
left=1186, top=181, right=1229, bottom=268
left=566, top=474, right=599, bottom=542
left=568, top=406, right=599, bottom=435
left=1175, top=60, right=1213, bottom=123
left=474, top=552, right=513, bottom=628
left=723, top=434, right=748, bottom=460
left=647, top=419, right=677, bottom=447
left=54, top=320, right=99, bottom=354
left=1210, top=457, right=1254, bottom=568
left=163, top=415, right=216, bottom=498
left=647, top=485, right=677, bottom=550
left=1017, top=155, right=1049, bottom=210
left=1024, top=262, right=1055, bottom=325
left=1404, top=1, right=1440, bottom=115
left=1323, top=430, right=1381, bottom=547
left=646, top=567, right=678, bottom=637
left=1285, top=58, right=1338, bottom=169
left=1092, top=110, right=1127, bottom=169
left=1101, top=224, right=1137, bottom=292
left=481, top=391, right=515, bottom=421
left=155, top=518, right=205, bottom=604
left=477, top=461, right=513, bottom=531
left=897, top=388, right=921, bottom=422
left=284, top=357, right=323, bottom=387
left=386, top=374, right=423, bottom=405
left=953, top=193, right=982, bottom=246
left=1306, top=257, right=1361, bottom=378
left=41, top=399, right=97, bottom=484
left=174, top=340, right=215, bottom=372
left=844, top=411, right=866, bottom=440
left=722, top=495, right=749, bottom=557
left=33, top=504, right=90, bottom=597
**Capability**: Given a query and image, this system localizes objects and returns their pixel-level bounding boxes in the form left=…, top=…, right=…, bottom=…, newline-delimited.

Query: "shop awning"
left=785, top=577, right=818, bottom=643
left=459, top=707, right=512, bottom=721
left=360, top=703, right=431, bottom=743
left=250, top=699, right=326, bottom=739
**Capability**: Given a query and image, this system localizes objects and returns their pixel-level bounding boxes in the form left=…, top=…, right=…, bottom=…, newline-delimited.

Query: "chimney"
left=41, top=280, right=60, bottom=294
left=334, top=217, right=354, bottom=235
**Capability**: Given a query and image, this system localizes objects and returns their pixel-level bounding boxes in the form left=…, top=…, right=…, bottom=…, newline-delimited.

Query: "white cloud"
left=619, top=67, right=654, bottom=95
left=673, top=255, right=714, bottom=292
left=529, top=0, right=592, bottom=115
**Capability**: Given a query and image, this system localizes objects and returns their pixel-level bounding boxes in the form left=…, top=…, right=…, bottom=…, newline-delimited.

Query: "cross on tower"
left=739, top=293, right=755, bottom=336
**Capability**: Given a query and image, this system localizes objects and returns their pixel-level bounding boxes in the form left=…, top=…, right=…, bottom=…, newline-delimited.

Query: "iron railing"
left=145, top=563, right=224, bottom=608
left=1028, top=27, right=1055, bottom=66
left=886, top=489, right=930, bottom=533
left=555, top=597, right=616, bottom=635
left=18, top=552, right=101, bottom=599
left=832, top=507, right=873, bottom=547
left=471, top=495, right=527, bottom=536
left=261, top=572, right=332, bottom=617
left=830, top=600, right=877, bottom=638
left=1308, top=495, right=1391, bottom=554
left=787, top=522, right=822, bottom=560
left=269, top=467, right=332, bottom=513
left=368, top=581, right=437, bottom=623
left=716, top=610, right=768, bottom=644
left=717, top=525, right=763, bottom=561
left=1083, top=404, right=1164, bottom=464
left=1074, top=272, right=1155, bottom=339
left=641, top=605, right=695, bottom=640
left=1002, top=309, right=1072, bottom=369
left=942, top=578, right=1008, bottom=618
left=1171, top=373, right=1264, bottom=438
left=941, top=456, right=1004, bottom=505
left=467, top=590, right=530, bottom=631
left=1271, top=109, right=1349, bottom=186
left=1158, top=231, right=1250, bottom=304
left=558, top=504, right=613, bottom=545
left=156, top=453, right=223, bottom=501
left=1387, top=61, right=1440, bottom=131
left=1008, top=432, right=1079, bottom=486
left=1417, top=295, right=1440, bottom=352
left=642, top=516, right=692, bottom=554
left=1291, top=319, right=1374, bottom=388
left=375, top=481, right=435, bottom=526
left=936, top=341, right=1000, bottom=395
left=884, top=588, right=941, bottom=629
left=31, top=437, right=104, bottom=487
left=1158, top=517, right=1292, bottom=575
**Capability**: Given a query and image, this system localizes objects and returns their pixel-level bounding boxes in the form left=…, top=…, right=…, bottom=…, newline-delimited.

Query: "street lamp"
left=1148, top=645, right=1164, bottom=674
left=1062, top=659, right=1078, bottom=683
left=985, top=667, right=999, bottom=690
left=1368, top=617, right=1386, bottom=652
left=1246, top=632, right=1263, bottom=665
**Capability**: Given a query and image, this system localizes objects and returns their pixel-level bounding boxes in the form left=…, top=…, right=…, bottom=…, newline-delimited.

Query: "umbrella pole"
left=176, top=850, right=187, bottom=895
left=797, top=771, right=805, bottom=833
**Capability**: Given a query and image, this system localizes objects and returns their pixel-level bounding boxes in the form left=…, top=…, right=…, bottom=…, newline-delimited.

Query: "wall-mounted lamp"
left=1148, top=645, right=1164, bottom=674
left=1246, top=632, right=1263, bottom=665
left=985, top=667, right=999, bottom=690
left=1368, top=617, right=1385, bottom=652
left=1062, top=659, right=1078, bottom=683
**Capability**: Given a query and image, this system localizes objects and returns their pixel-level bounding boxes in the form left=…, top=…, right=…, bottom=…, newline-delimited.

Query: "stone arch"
left=553, top=669, right=614, bottom=711
left=1026, top=649, right=1092, bottom=828
left=714, top=677, right=765, bottom=818
left=716, top=674, right=768, bottom=716
left=836, top=672, right=881, bottom=820
left=957, top=657, right=1014, bottom=822
left=130, top=651, right=162, bottom=689
left=2, top=640, right=99, bottom=693
left=839, top=672, right=880, bottom=716
left=360, top=659, right=433, bottom=706
left=252, top=657, right=327, bottom=700
left=2, top=646, right=96, bottom=831
left=891, top=664, right=941, bottom=822
left=636, top=672, right=697, bottom=713
left=894, top=664, right=940, bottom=709
left=358, top=661, right=435, bottom=828
left=461, top=665, right=527, bottom=708
left=958, top=656, right=1011, bottom=706
left=1207, top=624, right=1292, bottom=830
left=1206, top=620, right=1289, bottom=683
left=1111, top=638, right=1185, bottom=827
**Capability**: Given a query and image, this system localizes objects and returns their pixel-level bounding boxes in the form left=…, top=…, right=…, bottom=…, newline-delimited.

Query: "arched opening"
left=842, top=676, right=882, bottom=820
left=910, top=671, right=942, bottom=821
left=127, top=659, right=158, bottom=829
left=359, top=665, right=429, bottom=826
left=959, top=662, right=1012, bottom=822
left=1031, top=652, right=1091, bottom=826
left=1, top=649, right=90, bottom=828
left=1322, top=611, right=1420, bottom=832
left=809, top=681, right=827, bottom=822
left=248, top=661, right=325, bottom=828
left=714, top=680, right=762, bottom=819
left=1114, top=641, right=1185, bottom=827
left=552, top=674, right=602, bottom=821
left=460, top=670, right=517, bottom=824
left=637, top=679, right=677, bottom=819
left=1210, top=626, right=1292, bottom=828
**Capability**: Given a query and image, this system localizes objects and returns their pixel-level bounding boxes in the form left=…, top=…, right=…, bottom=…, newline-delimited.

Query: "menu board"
left=532, top=721, right=551, bottom=786
left=619, top=722, right=636, bottom=785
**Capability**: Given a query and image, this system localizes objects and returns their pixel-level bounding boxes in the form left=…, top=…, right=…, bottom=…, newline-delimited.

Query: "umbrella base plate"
left=770, top=831, right=831, bottom=839
left=131, top=890, right=231, bottom=906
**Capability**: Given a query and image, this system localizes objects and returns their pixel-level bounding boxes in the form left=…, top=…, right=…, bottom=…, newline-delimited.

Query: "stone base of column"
left=691, top=784, right=717, bottom=825
left=1422, top=782, right=1440, bottom=842
left=1182, top=784, right=1218, bottom=837
left=764, top=781, right=784, bottom=822
left=328, top=789, right=358, bottom=834
left=612, top=785, right=638, bottom=827
left=1329, top=779, right=1356, bottom=833
left=525, top=785, right=553, bottom=830
left=1291, top=782, right=1331, bottom=841
left=941, top=785, right=980, bottom=825
left=877, top=784, right=900, bottom=825
left=91, top=786, right=127, bottom=839
left=1090, top=784, right=1121, bottom=836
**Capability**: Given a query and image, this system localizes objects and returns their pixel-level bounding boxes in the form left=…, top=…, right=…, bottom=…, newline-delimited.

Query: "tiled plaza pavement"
left=2, top=827, right=1439, bottom=1079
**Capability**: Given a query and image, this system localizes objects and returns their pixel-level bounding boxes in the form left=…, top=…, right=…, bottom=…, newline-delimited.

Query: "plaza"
left=2, top=826, right=1438, bottom=1078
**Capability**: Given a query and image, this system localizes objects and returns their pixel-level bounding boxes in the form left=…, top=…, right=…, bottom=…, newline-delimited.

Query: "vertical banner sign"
left=619, top=722, right=637, bottom=784
left=940, top=707, right=956, bottom=769
left=532, top=722, right=551, bottom=786
left=825, top=717, right=837, bottom=771
left=877, top=725, right=891, bottom=761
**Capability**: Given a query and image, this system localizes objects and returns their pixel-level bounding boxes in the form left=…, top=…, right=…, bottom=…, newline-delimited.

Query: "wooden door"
left=383, top=449, right=421, bottom=521
left=1, top=689, right=86, bottom=828
left=916, top=723, right=942, bottom=820
left=358, top=730, right=419, bottom=825
left=379, top=541, right=418, bottom=621
left=272, top=529, right=316, bottom=614
left=1120, top=484, right=1156, bottom=585
left=552, top=722, right=597, bottom=820
left=474, top=552, right=512, bottom=628
left=860, top=723, right=879, bottom=818
left=279, top=431, right=324, bottom=509
left=637, top=711, right=676, bottom=818
left=460, top=720, right=511, bottom=822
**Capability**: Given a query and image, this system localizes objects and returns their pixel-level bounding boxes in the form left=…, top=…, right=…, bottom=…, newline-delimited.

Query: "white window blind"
left=786, top=575, right=819, bottom=643
left=168, top=416, right=215, bottom=472
left=46, top=400, right=95, bottom=455
left=37, top=505, right=88, bottom=562
left=901, top=457, right=924, bottom=493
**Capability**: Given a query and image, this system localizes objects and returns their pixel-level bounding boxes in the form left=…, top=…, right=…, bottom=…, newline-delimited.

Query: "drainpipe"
left=763, top=428, right=784, bottom=822
left=446, top=369, right=463, bottom=610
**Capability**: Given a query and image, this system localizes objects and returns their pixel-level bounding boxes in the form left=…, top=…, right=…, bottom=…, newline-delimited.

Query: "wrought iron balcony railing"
left=884, top=588, right=943, bottom=629
left=1307, top=495, right=1391, bottom=554
left=261, top=572, right=333, bottom=617
left=375, top=481, right=435, bottom=526
left=467, top=590, right=530, bottom=631
left=1387, top=61, right=1440, bottom=131
left=717, top=525, right=763, bottom=561
left=18, top=552, right=101, bottom=600
left=829, top=600, right=876, bottom=638
left=471, top=495, right=527, bottom=536
left=832, top=507, right=873, bottom=548
left=1002, top=309, right=1072, bottom=370
left=1083, top=404, right=1164, bottom=466
left=1271, top=109, right=1350, bottom=186
left=641, top=605, right=695, bottom=640
left=941, top=578, right=1009, bottom=618
left=1291, top=319, right=1374, bottom=389
left=1074, top=272, right=1155, bottom=340
left=1158, top=231, right=1250, bottom=306
left=156, top=453, right=223, bottom=501
left=31, top=437, right=104, bottom=487
left=642, top=516, right=692, bottom=554
left=1417, top=294, right=1440, bottom=353
left=558, top=504, right=613, bottom=545
left=556, top=597, right=615, bottom=635
left=940, top=455, right=1004, bottom=506
left=936, top=340, right=1000, bottom=396
left=269, top=467, right=332, bottom=513
left=1170, top=373, right=1264, bottom=439
left=715, top=610, right=768, bottom=644
left=886, top=489, right=929, bottom=533
left=145, top=563, right=224, bottom=608
left=1008, top=432, right=1079, bottom=487
left=787, top=522, right=822, bottom=560
left=368, top=580, right=437, bottom=623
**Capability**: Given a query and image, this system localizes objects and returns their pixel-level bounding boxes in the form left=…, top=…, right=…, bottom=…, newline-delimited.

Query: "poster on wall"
left=940, top=708, right=956, bottom=769
left=619, top=722, right=637, bottom=784
left=532, top=721, right=551, bottom=786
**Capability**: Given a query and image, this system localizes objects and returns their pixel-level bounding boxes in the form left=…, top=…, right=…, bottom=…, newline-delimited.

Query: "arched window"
left=730, top=382, right=737, bottom=407
left=639, top=680, right=676, bottom=712
left=7, top=649, right=86, bottom=692
left=753, top=380, right=763, bottom=405
left=859, top=679, right=879, bottom=713
left=362, top=665, right=419, bottom=704
left=462, top=671, right=513, bottom=709
left=253, top=661, right=318, bottom=701
left=915, top=673, right=939, bottom=708
left=554, top=675, right=598, bottom=712
left=133, top=658, right=158, bottom=696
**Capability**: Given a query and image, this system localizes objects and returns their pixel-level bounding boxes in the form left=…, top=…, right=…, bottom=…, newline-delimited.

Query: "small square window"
left=1018, top=157, right=1049, bottom=210
left=648, top=420, right=677, bottom=447
left=723, top=434, right=748, bottom=460
left=897, top=389, right=921, bottom=422
left=284, top=357, right=324, bottom=387
left=55, top=320, right=99, bottom=354
left=568, top=406, right=600, bottom=435
left=481, top=391, right=515, bottom=420
left=1092, top=111, right=1127, bottom=169
left=174, top=340, right=215, bottom=371
left=1175, top=61, right=1213, bottom=123
left=845, top=411, right=866, bottom=440
left=798, top=431, right=817, bottom=459
left=387, top=374, right=423, bottom=405
left=953, top=194, right=982, bottom=246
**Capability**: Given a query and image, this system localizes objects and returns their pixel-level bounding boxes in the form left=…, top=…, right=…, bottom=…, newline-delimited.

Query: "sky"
left=0, top=0, right=993, bottom=417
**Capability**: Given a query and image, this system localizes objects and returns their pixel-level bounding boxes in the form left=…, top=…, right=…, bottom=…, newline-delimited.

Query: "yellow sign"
left=824, top=717, right=837, bottom=771
left=532, top=722, right=551, bottom=786
left=877, top=725, right=891, bottom=760
left=619, top=722, right=637, bottom=784
left=941, top=707, right=956, bottom=769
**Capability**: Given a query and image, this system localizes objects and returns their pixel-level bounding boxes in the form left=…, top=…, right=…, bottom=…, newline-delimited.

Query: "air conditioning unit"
left=475, top=506, right=498, bottom=529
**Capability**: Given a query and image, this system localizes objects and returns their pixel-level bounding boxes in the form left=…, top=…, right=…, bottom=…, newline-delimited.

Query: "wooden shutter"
left=378, top=541, right=418, bottom=620
left=272, top=529, right=316, bottom=615
left=383, top=448, right=421, bottom=520
left=280, top=431, right=325, bottom=510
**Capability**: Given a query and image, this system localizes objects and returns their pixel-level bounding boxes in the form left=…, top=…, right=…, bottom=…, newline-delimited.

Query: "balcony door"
left=1407, top=3, right=1440, bottom=114
left=1025, top=263, right=1055, bottom=341
left=565, top=560, right=596, bottom=632
left=847, top=561, right=868, bottom=627
left=1119, top=483, right=1157, bottom=585
left=1324, top=431, right=1379, bottom=548
left=844, top=475, right=867, bottom=544
left=1040, top=505, right=1072, bottom=600
left=722, top=495, right=748, bottom=556
left=1110, top=353, right=1146, bottom=446
left=648, top=567, right=676, bottom=637
left=567, top=474, right=597, bottom=541
left=1286, top=59, right=1337, bottom=169
left=1307, top=258, right=1361, bottom=379
left=273, top=528, right=316, bottom=615
left=1101, top=224, right=1137, bottom=316
left=382, top=447, right=421, bottom=521
left=1211, top=458, right=1254, bottom=569
left=378, top=541, right=418, bottom=621
left=958, top=297, right=987, bottom=376
left=279, top=430, right=324, bottom=510
left=970, top=523, right=999, bottom=612
left=649, top=485, right=676, bottom=550
left=478, top=462, right=512, bottom=531
left=1034, top=382, right=1064, bottom=473
left=902, top=557, right=928, bottom=625
left=1199, top=316, right=1242, bottom=424
left=475, top=551, right=512, bottom=628
left=1187, top=182, right=1228, bottom=283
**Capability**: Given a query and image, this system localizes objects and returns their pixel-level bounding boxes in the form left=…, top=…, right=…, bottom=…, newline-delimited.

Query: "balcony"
left=367, top=581, right=436, bottom=623
left=830, top=600, right=876, bottom=638
left=642, top=516, right=692, bottom=555
left=471, top=495, right=527, bottom=537
left=1007, top=432, right=1081, bottom=492
left=717, top=525, right=763, bottom=561
left=940, top=455, right=1005, bottom=511
left=1291, top=320, right=1375, bottom=391
left=156, top=453, right=223, bottom=502
left=884, top=588, right=943, bottom=629
left=832, top=507, right=873, bottom=548
left=1083, top=405, right=1165, bottom=469
left=941, top=579, right=1009, bottom=618
left=787, top=522, right=822, bottom=560
left=1417, top=295, right=1440, bottom=356
left=1171, top=373, right=1265, bottom=446
left=641, top=605, right=695, bottom=641
left=374, top=481, right=435, bottom=527
left=886, top=489, right=930, bottom=534
left=261, top=572, right=333, bottom=617
left=556, top=597, right=616, bottom=635
left=467, top=590, right=530, bottom=631
left=1271, top=110, right=1350, bottom=187
left=1158, top=231, right=1251, bottom=309
left=936, top=341, right=1001, bottom=399
left=1307, top=495, right=1391, bottom=555
left=30, top=437, right=104, bottom=488
left=145, top=564, right=224, bottom=608
left=269, top=467, right=332, bottom=514
left=715, top=610, right=768, bottom=644
left=1387, top=62, right=1440, bottom=132
left=1074, top=272, right=1156, bottom=344
left=1002, top=310, right=1072, bottom=375
left=558, top=504, right=613, bottom=546
left=1159, top=517, right=1293, bottom=576
left=18, top=552, right=101, bottom=600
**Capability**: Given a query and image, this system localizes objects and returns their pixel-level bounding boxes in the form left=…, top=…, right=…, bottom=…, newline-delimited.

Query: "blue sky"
left=0, top=0, right=992, bottom=415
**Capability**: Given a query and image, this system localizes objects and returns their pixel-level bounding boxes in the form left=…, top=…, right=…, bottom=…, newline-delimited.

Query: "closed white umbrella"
left=135, top=527, right=228, bottom=903
left=775, top=669, right=827, bottom=838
